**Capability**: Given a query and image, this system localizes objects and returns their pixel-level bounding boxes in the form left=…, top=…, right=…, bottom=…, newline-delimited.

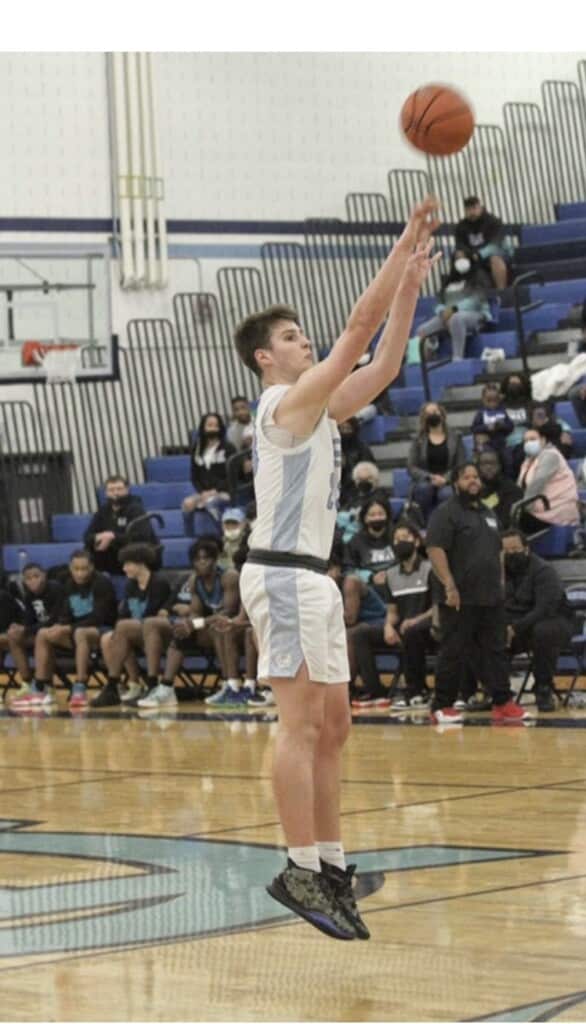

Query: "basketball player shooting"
left=235, top=197, right=441, bottom=941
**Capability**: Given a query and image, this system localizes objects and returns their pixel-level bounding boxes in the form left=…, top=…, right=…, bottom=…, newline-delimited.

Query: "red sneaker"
left=430, top=707, right=463, bottom=725
left=491, top=700, right=531, bottom=725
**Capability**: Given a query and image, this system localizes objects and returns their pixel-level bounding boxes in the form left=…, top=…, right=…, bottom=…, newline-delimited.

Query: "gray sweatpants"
left=417, top=311, right=484, bottom=359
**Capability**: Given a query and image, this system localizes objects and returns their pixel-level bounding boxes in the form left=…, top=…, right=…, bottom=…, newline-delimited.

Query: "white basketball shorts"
left=240, top=563, right=350, bottom=685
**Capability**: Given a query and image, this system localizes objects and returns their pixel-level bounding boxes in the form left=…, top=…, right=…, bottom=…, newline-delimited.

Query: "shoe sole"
left=137, top=701, right=178, bottom=709
left=266, top=879, right=355, bottom=941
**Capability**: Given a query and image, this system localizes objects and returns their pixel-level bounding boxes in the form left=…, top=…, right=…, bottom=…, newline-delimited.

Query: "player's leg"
left=6, top=626, right=34, bottom=683
left=91, top=621, right=141, bottom=708
left=70, top=626, right=101, bottom=707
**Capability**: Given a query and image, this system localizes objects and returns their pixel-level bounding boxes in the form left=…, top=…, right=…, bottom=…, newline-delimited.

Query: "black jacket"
left=189, top=439, right=236, bottom=492
left=505, top=554, right=571, bottom=636
left=480, top=477, right=524, bottom=530
left=455, top=211, right=503, bottom=253
left=58, top=573, right=118, bottom=628
left=84, top=496, right=155, bottom=550
left=408, top=431, right=466, bottom=482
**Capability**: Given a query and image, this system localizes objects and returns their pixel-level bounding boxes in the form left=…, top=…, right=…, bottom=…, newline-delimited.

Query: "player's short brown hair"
left=234, top=304, right=299, bottom=378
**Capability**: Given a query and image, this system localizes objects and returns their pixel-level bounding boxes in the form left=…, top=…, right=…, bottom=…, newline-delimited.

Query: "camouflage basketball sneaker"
left=266, top=860, right=356, bottom=940
left=320, top=861, right=371, bottom=940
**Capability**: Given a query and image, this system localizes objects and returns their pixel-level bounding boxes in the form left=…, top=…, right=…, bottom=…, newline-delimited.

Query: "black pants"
left=92, top=545, right=123, bottom=575
left=352, top=620, right=433, bottom=698
left=434, top=603, right=512, bottom=710
left=509, top=617, right=574, bottom=690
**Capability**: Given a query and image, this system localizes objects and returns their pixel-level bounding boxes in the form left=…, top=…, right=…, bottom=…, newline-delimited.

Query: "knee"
left=343, top=576, right=363, bottom=599
left=143, top=617, right=161, bottom=635
left=320, top=705, right=352, bottom=750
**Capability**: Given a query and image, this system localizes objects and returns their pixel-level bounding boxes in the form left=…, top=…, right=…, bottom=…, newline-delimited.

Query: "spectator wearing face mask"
left=183, top=412, right=236, bottom=523
left=455, top=196, right=509, bottom=290
left=517, top=424, right=580, bottom=532
left=476, top=449, right=523, bottom=530
left=471, top=384, right=514, bottom=456
left=84, top=475, right=156, bottom=576
left=500, top=373, right=533, bottom=477
left=345, top=498, right=395, bottom=590
left=337, top=462, right=392, bottom=545
left=502, top=529, right=574, bottom=712
left=411, top=253, right=492, bottom=361
left=529, top=402, right=574, bottom=461
left=218, top=508, right=248, bottom=571
left=338, top=418, right=376, bottom=504
left=408, top=403, right=465, bottom=521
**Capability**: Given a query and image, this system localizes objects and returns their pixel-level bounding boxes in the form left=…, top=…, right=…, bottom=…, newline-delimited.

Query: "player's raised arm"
left=328, top=240, right=442, bottom=423
left=238, top=198, right=439, bottom=439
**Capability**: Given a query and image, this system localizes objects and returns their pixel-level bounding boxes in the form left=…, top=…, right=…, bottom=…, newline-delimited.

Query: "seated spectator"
left=502, top=528, right=574, bottom=711
left=218, top=507, right=248, bottom=571
left=477, top=449, right=523, bottom=530
left=500, top=373, right=533, bottom=477
left=471, top=384, right=514, bottom=456
left=12, top=550, right=117, bottom=711
left=141, top=537, right=241, bottom=709
left=347, top=521, right=434, bottom=710
left=92, top=544, right=171, bottom=709
left=337, top=462, right=393, bottom=543
left=226, top=395, right=253, bottom=450
left=455, top=195, right=508, bottom=290
left=84, top=475, right=156, bottom=576
left=226, top=424, right=255, bottom=506
left=407, top=402, right=465, bottom=521
left=183, top=413, right=236, bottom=523
left=338, top=418, right=375, bottom=505
left=530, top=401, right=573, bottom=461
left=345, top=497, right=395, bottom=589
left=517, top=423, right=580, bottom=531
left=0, top=564, right=64, bottom=700
left=413, top=254, right=492, bottom=361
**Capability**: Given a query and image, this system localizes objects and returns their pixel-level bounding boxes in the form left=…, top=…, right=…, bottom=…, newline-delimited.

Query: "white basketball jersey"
left=249, top=384, right=341, bottom=561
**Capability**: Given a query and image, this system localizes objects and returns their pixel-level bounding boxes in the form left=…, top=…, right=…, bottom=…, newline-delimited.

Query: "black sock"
left=146, top=676, right=158, bottom=689
left=34, top=679, right=50, bottom=692
left=161, top=680, right=174, bottom=689
left=107, top=676, right=120, bottom=687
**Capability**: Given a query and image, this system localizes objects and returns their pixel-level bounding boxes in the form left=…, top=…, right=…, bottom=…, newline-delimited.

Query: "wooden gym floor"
left=2, top=693, right=586, bottom=1022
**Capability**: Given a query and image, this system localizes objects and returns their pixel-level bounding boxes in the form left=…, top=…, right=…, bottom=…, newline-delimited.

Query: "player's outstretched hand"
left=402, top=196, right=441, bottom=248
left=403, top=240, right=443, bottom=289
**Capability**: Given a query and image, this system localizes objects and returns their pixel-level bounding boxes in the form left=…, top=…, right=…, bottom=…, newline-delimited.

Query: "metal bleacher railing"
left=1, top=62, right=586, bottom=528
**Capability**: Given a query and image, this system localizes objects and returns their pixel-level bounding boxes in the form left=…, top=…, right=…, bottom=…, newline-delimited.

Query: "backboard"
left=0, top=245, right=117, bottom=383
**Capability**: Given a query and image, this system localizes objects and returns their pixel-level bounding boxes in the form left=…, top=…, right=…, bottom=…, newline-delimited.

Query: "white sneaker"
left=121, top=682, right=144, bottom=703
left=137, top=684, right=178, bottom=709
left=41, top=688, right=57, bottom=706
left=453, top=699, right=467, bottom=711
left=205, top=682, right=228, bottom=706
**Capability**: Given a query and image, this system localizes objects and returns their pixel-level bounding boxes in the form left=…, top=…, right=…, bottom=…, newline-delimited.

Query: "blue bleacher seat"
left=404, top=359, right=482, bottom=390
left=557, top=202, right=586, bottom=222
left=572, top=430, right=586, bottom=458
left=160, top=539, right=193, bottom=569
left=529, top=525, right=575, bottom=558
left=144, top=456, right=191, bottom=483
left=392, top=468, right=411, bottom=498
left=555, top=402, right=581, bottom=430
left=522, top=220, right=586, bottom=246
left=97, top=482, right=194, bottom=510
left=360, top=415, right=400, bottom=444
left=52, top=514, right=92, bottom=543
left=389, top=498, right=405, bottom=518
left=529, top=279, right=586, bottom=304
left=151, top=510, right=186, bottom=538
left=497, top=302, right=569, bottom=332
left=388, top=387, right=425, bottom=416
left=467, top=331, right=518, bottom=359
left=2, top=542, right=79, bottom=573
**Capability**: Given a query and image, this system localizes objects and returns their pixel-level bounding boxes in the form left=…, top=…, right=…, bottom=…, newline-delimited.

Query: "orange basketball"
left=400, top=83, right=474, bottom=156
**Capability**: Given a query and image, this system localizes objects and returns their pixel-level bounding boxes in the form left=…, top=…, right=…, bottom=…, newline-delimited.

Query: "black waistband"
left=247, top=548, right=329, bottom=575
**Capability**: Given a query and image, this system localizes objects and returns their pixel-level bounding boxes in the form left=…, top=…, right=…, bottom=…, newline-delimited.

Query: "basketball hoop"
left=38, top=346, right=83, bottom=385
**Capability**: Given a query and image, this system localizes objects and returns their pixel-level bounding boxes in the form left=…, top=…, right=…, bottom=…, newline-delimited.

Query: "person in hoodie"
left=92, top=543, right=171, bottom=709
left=0, top=564, right=64, bottom=695
left=84, top=475, right=155, bottom=575
left=12, top=550, right=117, bottom=710
left=454, top=195, right=508, bottom=290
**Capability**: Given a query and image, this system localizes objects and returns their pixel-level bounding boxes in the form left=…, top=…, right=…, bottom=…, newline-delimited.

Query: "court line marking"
left=0, top=774, right=135, bottom=797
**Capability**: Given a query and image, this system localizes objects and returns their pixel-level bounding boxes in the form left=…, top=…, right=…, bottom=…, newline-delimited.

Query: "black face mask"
left=357, top=481, right=374, bottom=495
left=204, top=430, right=220, bottom=440
left=367, top=520, right=387, bottom=535
left=426, top=414, right=442, bottom=428
left=507, top=385, right=523, bottom=398
left=505, top=552, right=529, bottom=576
left=394, top=540, right=416, bottom=562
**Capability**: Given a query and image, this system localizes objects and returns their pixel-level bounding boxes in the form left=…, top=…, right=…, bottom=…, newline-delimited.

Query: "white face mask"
left=455, top=257, right=471, bottom=275
left=223, top=527, right=243, bottom=541
left=524, top=440, right=542, bottom=458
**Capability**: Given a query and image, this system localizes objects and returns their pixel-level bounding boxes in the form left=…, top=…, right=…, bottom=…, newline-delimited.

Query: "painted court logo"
left=0, top=819, right=546, bottom=958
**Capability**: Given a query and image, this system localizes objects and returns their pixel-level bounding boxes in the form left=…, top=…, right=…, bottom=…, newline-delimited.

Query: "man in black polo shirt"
left=502, top=528, right=574, bottom=712
left=426, top=462, right=529, bottom=725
